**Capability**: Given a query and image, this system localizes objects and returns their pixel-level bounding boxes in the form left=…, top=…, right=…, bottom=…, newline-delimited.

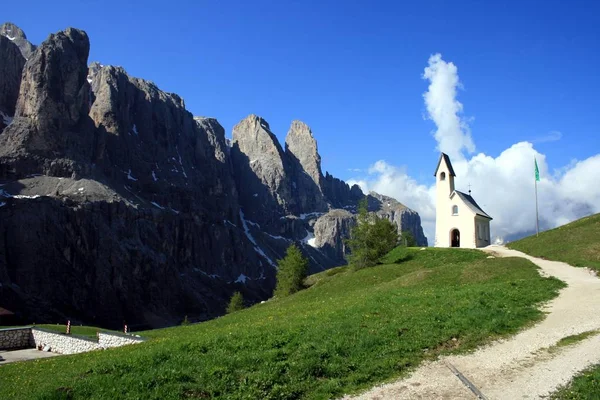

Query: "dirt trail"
left=344, top=245, right=600, bottom=400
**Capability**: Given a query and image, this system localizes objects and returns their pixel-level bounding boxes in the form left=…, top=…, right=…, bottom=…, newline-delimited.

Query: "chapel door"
left=451, top=229, right=460, bottom=247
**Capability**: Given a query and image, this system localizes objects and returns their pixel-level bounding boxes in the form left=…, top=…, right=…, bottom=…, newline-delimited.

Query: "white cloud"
left=350, top=54, right=600, bottom=244
left=531, top=130, right=562, bottom=144
left=423, top=53, right=475, bottom=161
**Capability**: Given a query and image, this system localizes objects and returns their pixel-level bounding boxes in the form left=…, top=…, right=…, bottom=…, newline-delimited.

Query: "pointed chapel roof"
left=453, top=190, right=493, bottom=220
left=433, top=153, right=456, bottom=177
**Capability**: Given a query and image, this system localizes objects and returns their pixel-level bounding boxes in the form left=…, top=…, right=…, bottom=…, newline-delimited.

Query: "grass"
left=508, top=213, right=600, bottom=272
left=553, top=330, right=599, bottom=350
left=0, top=247, right=564, bottom=399
left=550, top=364, right=600, bottom=400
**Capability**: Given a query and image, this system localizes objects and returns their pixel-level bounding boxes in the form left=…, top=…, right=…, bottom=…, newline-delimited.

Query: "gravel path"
left=343, top=245, right=600, bottom=400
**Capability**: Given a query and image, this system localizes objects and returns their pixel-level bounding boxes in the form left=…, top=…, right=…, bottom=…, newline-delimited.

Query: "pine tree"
left=401, top=230, right=416, bottom=247
left=226, top=291, right=245, bottom=313
left=347, top=198, right=399, bottom=269
left=274, top=244, right=309, bottom=297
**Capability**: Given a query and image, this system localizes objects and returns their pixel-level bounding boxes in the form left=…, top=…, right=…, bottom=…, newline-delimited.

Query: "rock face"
left=0, top=28, right=96, bottom=178
left=0, top=23, right=36, bottom=59
left=0, top=35, right=25, bottom=130
left=0, top=23, right=428, bottom=329
left=369, top=192, right=428, bottom=246
left=231, top=115, right=294, bottom=224
left=285, top=121, right=328, bottom=213
left=312, top=209, right=356, bottom=262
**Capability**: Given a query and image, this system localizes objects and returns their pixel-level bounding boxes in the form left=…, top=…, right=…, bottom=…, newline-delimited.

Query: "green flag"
left=534, top=158, right=540, bottom=182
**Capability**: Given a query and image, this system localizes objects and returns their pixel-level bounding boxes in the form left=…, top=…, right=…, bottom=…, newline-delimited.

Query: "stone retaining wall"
left=0, top=327, right=146, bottom=355
left=0, top=327, right=34, bottom=350
left=31, top=328, right=101, bottom=355
left=98, top=331, right=144, bottom=348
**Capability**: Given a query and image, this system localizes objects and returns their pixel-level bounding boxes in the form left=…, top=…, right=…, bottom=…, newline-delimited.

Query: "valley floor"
left=345, top=245, right=600, bottom=399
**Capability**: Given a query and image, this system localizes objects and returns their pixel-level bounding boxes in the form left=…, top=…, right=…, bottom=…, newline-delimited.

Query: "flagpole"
left=535, top=176, right=539, bottom=236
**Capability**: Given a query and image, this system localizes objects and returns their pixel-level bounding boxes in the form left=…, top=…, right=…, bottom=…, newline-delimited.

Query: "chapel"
left=434, top=153, right=492, bottom=248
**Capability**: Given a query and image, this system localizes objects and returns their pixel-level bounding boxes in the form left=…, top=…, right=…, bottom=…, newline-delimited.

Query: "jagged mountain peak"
left=0, top=22, right=27, bottom=41
left=234, top=114, right=274, bottom=136
left=0, top=24, right=428, bottom=330
left=0, top=22, right=37, bottom=59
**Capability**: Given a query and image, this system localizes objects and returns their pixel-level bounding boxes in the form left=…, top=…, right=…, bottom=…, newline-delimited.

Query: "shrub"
left=275, top=244, right=309, bottom=297
left=401, top=230, right=417, bottom=247
left=346, top=198, right=399, bottom=269
left=226, top=292, right=245, bottom=314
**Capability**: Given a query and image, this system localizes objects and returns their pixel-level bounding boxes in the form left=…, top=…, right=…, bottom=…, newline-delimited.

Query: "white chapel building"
left=434, top=153, right=492, bottom=248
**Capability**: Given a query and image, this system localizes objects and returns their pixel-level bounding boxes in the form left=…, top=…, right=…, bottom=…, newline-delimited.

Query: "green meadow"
left=0, top=247, right=563, bottom=399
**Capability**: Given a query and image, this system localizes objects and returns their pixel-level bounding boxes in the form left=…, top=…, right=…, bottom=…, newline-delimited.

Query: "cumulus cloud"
left=350, top=54, right=600, bottom=244
left=423, top=54, right=475, bottom=161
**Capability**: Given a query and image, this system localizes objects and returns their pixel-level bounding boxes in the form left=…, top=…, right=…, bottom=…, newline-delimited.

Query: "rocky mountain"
left=0, top=23, right=427, bottom=329
left=0, top=23, right=36, bottom=59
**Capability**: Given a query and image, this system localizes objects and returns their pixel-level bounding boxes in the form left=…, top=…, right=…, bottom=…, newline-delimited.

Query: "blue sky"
left=4, top=0, right=600, bottom=240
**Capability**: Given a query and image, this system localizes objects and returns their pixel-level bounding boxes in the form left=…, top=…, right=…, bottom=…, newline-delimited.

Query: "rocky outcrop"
left=312, top=209, right=356, bottom=262
left=285, top=120, right=328, bottom=213
left=0, top=35, right=25, bottom=131
left=230, top=115, right=294, bottom=224
left=0, top=23, right=36, bottom=59
left=322, top=171, right=363, bottom=208
left=0, top=28, right=95, bottom=178
left=368, top=192, right=428, bottom=246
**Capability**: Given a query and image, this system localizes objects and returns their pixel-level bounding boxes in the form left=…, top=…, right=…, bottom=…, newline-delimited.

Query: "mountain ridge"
left=0, top=23, right=426, bottom=329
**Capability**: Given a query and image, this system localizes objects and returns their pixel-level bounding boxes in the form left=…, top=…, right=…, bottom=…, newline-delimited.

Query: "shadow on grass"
left=390, top=253, right=414, bottom=265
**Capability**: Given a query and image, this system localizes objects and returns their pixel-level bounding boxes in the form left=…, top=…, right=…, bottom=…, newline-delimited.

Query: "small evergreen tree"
left=346, top=197, right=399, bottom=269
left=274, top=244, right=309, bottom=297
left=401, top=230, right=417, bottom=247
left=226, top=291, right=245, bottom=314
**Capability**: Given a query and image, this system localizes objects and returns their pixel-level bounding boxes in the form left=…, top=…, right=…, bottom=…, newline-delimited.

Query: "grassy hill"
left=508, top=213, right=600, bottom=272
left=0, top=247, right=564, bottom=399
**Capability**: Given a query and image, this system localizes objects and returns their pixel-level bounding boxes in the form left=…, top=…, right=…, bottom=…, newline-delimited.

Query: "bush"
left=275, top=244, right=309, bottom=297
left=401, top=230, right=417, bottom=247
left=346, top=198, right=399, bottom=269
left=226, top=292, right=245, bottom=314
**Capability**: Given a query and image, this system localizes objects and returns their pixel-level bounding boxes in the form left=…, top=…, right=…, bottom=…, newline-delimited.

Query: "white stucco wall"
left=435, top=159, right=454, bottom=247
left=435, top=155, right=490, bottom=249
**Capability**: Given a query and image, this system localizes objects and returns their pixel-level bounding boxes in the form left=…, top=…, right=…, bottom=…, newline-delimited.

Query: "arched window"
left=440, top=172, right=446, bottom=181
left=452, top=205, right=458, bottom=215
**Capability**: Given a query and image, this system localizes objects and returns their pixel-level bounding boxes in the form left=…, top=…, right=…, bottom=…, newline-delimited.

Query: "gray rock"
left=322, top=171, right=363, bottom=208
left=0, top=35, right=25, bottom=130
left=230, top=114, right=294, bottom=223
left=285, top=120, right=328, bottom=213
left=0, top=28, right=95, bottom=178
left=312, top=209, right=356, bottom=262
left=0, top=22, right=36, bottom=59
left=368, top=192, right=428, bottom=246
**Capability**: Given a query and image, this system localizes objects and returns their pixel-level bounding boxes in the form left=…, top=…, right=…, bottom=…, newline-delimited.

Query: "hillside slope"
left=508, top=213, right=600, bottom=272
left=0, top=247, right=563, bottom=399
